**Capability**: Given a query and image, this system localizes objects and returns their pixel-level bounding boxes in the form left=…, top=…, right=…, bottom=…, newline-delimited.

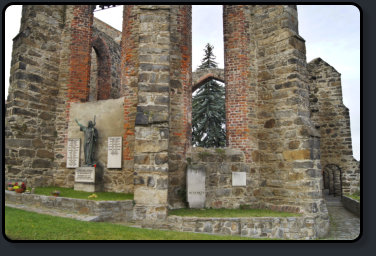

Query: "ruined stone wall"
left=307, top=58, right=360, bottom=195
left=251, top=5, right=324, bottom=215
left=53, top=5, right=95, bottom=189
left=5, top=5, right=66, bottom=187
left=223, top=5, right=326, bottom=216
left=188, top=148, right=260, bottom=209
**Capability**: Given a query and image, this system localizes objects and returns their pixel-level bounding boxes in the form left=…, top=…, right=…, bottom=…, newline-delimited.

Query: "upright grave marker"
left=187, top=166, right=206, bottom=208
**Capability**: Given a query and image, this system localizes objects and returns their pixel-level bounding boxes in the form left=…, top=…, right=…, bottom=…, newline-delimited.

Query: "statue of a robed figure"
left=75, top=116, right=98, bottom=166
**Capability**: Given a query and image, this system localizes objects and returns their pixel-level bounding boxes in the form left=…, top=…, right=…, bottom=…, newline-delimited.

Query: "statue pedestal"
left=74, top=166, right=103, bottom=192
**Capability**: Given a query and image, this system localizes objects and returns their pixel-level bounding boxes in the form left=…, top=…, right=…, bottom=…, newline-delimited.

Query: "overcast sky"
left=4, top=5, right=360, bottom=160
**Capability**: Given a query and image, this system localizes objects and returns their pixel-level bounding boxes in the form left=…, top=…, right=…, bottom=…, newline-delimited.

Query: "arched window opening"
left=89, top=36, right=112, bottom=101
left=324, top=164, right=342, bottom=197
left=192, top=5, right=225, bottom=148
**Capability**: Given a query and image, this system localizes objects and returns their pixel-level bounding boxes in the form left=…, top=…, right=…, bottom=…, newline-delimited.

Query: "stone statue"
left=75, top=116, right=98, bottom=166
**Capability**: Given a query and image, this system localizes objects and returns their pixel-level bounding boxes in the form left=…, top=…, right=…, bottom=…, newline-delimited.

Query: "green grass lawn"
left=5, top=207, right=266, bottom=240
left=169, top=208, right=301, bottom=218
left=346, top=194, right=360, bottom=201
left=33, top=187, right=133, bottom=201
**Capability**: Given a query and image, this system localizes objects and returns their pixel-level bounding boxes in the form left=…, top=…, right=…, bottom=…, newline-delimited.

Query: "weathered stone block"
left=283, top=150, right=310, bottom=161
left=32, top=159, right=51, bottom=168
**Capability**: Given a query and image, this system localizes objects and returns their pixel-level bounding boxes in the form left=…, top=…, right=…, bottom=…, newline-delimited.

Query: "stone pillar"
left=132, top=5, right=172, bottom=220
left=223, top=5, right=326, bottom=219
left=5, top=5, right=66, bottom=187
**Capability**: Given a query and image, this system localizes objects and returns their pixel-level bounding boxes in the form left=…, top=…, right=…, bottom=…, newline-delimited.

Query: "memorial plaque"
left=232, top=172, right=246, bottom=186
left=75, top=167, right=95, bottom=183
left=107, top=136, right=122, bottom=168
left=66, top=138, right=80, bottom=168
left=187, top=166, right=206, bottom=208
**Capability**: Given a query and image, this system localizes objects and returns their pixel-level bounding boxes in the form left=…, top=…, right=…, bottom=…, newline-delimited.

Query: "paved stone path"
left=321, top=189, right=360, bottom=240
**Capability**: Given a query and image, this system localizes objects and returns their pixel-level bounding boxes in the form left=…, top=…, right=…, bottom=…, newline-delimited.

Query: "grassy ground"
left=169, top=208, right=301, bottom=218
left=346, top=193, right=360, bottom=201
left=5, top=207, right=267, bottom=240
left=33, top=187, right=133, bottom=201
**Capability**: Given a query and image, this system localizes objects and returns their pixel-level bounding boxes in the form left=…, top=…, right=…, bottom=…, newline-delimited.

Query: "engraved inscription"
left=67, top=138, right=80, bottom=168
left=75, top=167, right=95, bottom=183
left=232, top=172, right=246, bottom=186
left=107, top=137, right=122, bottom=168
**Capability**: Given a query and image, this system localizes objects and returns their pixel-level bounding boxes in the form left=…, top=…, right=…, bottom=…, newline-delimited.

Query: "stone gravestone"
left=107, top=136, right=122, bottom=168
left=232, top=172, right=246, bottom=186
left=74, top=166, right=103, bottom=192
left=187, top=165, right=206, bottom=208
left=66, top=138, right=80, bottom=168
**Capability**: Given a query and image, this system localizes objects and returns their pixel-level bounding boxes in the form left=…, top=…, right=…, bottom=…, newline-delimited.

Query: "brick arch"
left=91, top=36, right=111, bottom=100
left=192, top=68, right=224, bottom=93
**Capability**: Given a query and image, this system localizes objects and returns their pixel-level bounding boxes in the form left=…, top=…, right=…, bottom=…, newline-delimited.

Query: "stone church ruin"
left=5, top=5, right=360, bottom=239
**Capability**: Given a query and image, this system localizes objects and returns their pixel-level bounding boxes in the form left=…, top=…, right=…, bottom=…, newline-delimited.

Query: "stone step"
left=5, top=203, right=101, bottom=222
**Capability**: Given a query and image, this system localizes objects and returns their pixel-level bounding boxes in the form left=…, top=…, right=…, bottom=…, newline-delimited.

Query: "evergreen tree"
left=192, top=44, right=226, bottom=147
left=198, top=43, right=218, bottom=70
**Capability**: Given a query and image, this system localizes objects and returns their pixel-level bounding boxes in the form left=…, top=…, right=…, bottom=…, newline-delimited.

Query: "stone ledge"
left=137, top=214, right=329, bottom=240
left=5, top=190, right=134, bottom=222
left=341, top=196, right=360, bottom=217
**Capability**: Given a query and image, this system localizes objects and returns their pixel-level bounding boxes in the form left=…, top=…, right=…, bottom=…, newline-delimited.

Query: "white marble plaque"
left=107, top=136, right=122, bottom=168
left=232, top=172, right=246, bottom=186
left=187, top=166, right=206, bottom=208
left=75, top=167, right=95, bottom=183
left=66, top=138, right=80, bottom=168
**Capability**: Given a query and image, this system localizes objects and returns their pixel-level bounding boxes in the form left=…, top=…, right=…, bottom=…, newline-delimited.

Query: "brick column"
left=67, top=5, right=94, bottom=103
left=223, top=5, right=256, bottom=163
left=168, top=5, right=192, bottom=208
left=121, top=6, right=139, bottom=182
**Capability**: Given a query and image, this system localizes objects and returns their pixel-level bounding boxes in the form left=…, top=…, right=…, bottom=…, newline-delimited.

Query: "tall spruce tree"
left=192, top=44, right=226, bottom=147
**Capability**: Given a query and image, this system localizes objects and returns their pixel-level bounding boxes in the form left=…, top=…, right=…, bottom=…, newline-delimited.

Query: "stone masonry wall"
left=5, top=5, right=66, bottom=187
left=188, top=148, right=260, bottom=209
left=307, top=58, right=360, bottom=195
